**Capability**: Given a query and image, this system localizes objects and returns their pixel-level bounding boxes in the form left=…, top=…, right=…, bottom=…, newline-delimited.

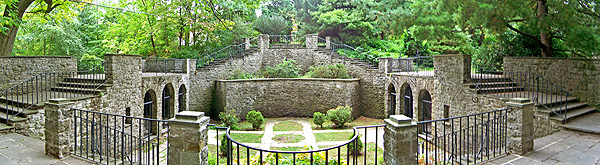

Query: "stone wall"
left=504, top=57, right=600, bottom=107
left=143, top=58, right=188, bottom=73
left=215, top=78, right=360, bottom=119
left=261, top=48, right=332, bottom=73
left=104, top=54, right=144, bottom=118
left=0, top=56, right=77, bottom=91
left=142, top=74, right=190, bottom=120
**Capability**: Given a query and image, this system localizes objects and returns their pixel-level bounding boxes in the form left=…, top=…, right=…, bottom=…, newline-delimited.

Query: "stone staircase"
left=469, top=75, right=596, bottom=123
left=0, top=74, right=109, bottom=130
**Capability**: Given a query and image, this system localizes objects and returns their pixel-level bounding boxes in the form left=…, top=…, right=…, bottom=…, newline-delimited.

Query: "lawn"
left=210, top=118, right=267, bottom=131
left=309, top=116, right=384, bottom=130
left=273, top=121, right=303, bottom=131
left=314, top=132, right=354, bottom=142
left=318, top=143, right=385, bottom=165
left=272, top=134, right=305, bottom=143
left=228, top=133, right=263, bottom=143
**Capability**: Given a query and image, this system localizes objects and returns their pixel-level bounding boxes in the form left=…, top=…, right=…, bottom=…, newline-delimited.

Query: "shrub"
left=347, top=132, right=363, bottom=155
left=218, top=108, right=239, bottom=128
left=313, top=112, right=327, bottom=128
left=246, top=110, right=265, bottom=130
left=260, top=59, right=300, bottom=78
left=326, top=106, right=353, bottom=128
left=307, top=63, right=351, bottom=79
left=219, top=135, right=229, bottom=156
left=229, top=69, right=255, bottom=80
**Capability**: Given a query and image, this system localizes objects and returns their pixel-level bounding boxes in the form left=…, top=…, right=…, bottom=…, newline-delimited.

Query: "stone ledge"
left=217, top=78, right=360, bottom=82
left=104, top=54, right=142, bottom=57
left=505, top=56, right=600, bottom=61
left=0, top=56, right=72, bottom=58
left=433, top=54, right=470, bottom=57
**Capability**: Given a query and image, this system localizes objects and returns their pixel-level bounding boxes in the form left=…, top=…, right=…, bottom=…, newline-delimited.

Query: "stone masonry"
left=0, top=56, right=76, bottom=92
left=168, top=111, right=210, bottom=165
left=215, top=78, right=360, bottom=119
left=384, top=115, right=417, bottom=164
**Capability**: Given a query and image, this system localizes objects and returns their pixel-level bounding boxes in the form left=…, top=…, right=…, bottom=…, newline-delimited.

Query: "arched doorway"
left=162, top=84, right=174, bottom=120
left=388, top=84, right=397, bottom=116
left=143, top=90, right=157, bottom=135
left=178, top=85, right=186, bottom=112
left=419, top=90, right=432, bottom=134
left=402, top=84, right=413, bottom=118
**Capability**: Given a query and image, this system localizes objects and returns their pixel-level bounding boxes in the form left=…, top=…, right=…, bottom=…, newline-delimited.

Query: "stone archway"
left=401, top=83, right=413, bottom=118
left=418, top=90, right=432, bottom=134
left=143, top=89, right=158, bottom=135
left=178, top=85, right=186, bottom=112
left=162, top=83, right=175, bottom=120
left=388, top=83, right=397, bottom=116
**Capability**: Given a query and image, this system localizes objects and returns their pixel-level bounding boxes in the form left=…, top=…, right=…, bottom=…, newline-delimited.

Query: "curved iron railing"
left=210, top=124, right=384, bottom=165
left=316, top=37, right=379, bottom=67
left=197, top=37, right=258, bottom=69
left=1, top=60, right=107, bottom=122
left=470, top=62, right=571, bottom=122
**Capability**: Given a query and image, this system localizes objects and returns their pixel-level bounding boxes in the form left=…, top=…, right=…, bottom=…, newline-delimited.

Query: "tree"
left=0, top=0, right=64, bottom=56
left=394, top=0, right=600, bottom=57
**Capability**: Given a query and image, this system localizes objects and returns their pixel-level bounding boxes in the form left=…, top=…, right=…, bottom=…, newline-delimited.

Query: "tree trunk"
left=538, top=0, right=553, bottom=57
left=0, top=0, right=35, bottom=56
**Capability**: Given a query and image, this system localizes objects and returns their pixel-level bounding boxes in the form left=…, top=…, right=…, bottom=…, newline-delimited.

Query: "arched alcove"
left=418, top=90, right=432, bottom=134
left=143, top=89, right=158, bottom=135
left=178, top=85, right=186, bottom=112
left=388, top=84, right=397, bottom=116
left=162, top=83, right=175, bottom=120
left=401, top=83, right=413, bottom=118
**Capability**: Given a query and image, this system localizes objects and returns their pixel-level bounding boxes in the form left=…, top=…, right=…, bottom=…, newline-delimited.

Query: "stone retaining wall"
left=0, top=56, right=76, bottom=91
left=215, top=78, right=360, bottom=119
left=504, top=57, right=600, bottom=107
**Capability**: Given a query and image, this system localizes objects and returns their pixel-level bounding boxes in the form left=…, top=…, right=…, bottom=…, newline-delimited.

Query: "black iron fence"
left=269, top=35, right=304, bottom=48
left=390, top=56, right=434, bottom=76
left=210, top=124, right=384, bottom=165
left=72, top=108, right=169, bottom=165
left=1, top=61, right=106, bottom=123
left=197, top=43, right=247, bottom=68
left=330, top=43, right=379, bottom=67
left=417, top=108, right=510, bottom=164
left=470, top=63, right=571, bottom=122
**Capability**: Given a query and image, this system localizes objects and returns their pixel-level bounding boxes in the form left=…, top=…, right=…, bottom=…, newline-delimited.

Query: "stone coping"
left=216, top=78, right=360, bottom=82
left=505, top=56, right=600, bottom=61
left=0, top=56, right=72, bottom=58
left=104, top=54, right=142, bottom=57
left=433, top=54, right=471, bottom=57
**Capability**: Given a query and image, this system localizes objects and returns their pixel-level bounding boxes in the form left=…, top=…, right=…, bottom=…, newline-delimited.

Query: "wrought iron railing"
left=210, top=124, right=384, bottom=165
left=142, top=57, right=187, bottom=73
left=417, top=108, right=509, bottom=164
left=390, top=56, right=435, bottom=76
left=72, top=108, right=169, bottom=164
left=470, top=63, right=571, bottom=122
left=197, top=37, right=259, bottom=68
left=1, top=61, right=107, bottom=123
left=330, top=43, right=379, bottom=67
left=269, top=35, right=304, bottom=48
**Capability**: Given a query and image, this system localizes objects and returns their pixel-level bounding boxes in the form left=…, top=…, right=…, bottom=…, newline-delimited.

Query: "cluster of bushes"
left=229, top=60, right=351, bottom=80
left=313, top=106, right=353, bottom=128
left=218, top=108, right=265, bottom=130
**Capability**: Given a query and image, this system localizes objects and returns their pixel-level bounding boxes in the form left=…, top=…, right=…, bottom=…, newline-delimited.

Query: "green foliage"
left=260, top=59, right=301, bottom=78
left=307, top=63, right=350, bottom=79
left=347, top=132, right=363, bottom=155
left=218, top=108, right=239, bottom=128
left=312, top=112, right=327, bottom=128
left=252, top=14, right=290, bottom=35
left=229, top=69, right=259, bottom=80
left=219, top=135, right=229, bottom=156
left=246, top=110, right=265, bottom=130
left=243, top=146, right=345, bottom=165
left=77, top=54, right=105, bottom=73
left=326, top=106, right=352, bottom=128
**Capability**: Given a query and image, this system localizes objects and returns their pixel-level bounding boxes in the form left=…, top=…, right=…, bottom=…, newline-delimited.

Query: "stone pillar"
left=245, top=38, right=250, bottom=50
left=306, top=34, right=318, bottom=49
left=168, top=111, right=210, bottom=165
left=384, top=115, right=417, bottom=165
left=325, top=36, right=331, bottom=49
left=258, top=34, right=269, bottom=50
left=433, top=54, right=471, bottom=83
left=398, top=58, right=414, bottom=72
left=104, top=54, right=143, bottom=116
left=45, top=98, right=75, bottom=158
left=187, top=59, right=197, bottom=75
left=379, top=58, right=392, bottom=73
left=506, top=98, right=534, bottom=155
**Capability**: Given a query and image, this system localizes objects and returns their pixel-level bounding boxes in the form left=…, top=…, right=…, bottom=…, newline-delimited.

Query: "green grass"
left=273, top=121, right=303, bottom=131
left=309, top=116, right=384, bottom=130
left=228, top=133, right=264, bottom=143
left=318, top=143, right=384, bottom=165
left=314, top=132, right=354, bottom=142
left=272, top=134, right=305, bottom=143
left=210, top=118, right=267, bottom=131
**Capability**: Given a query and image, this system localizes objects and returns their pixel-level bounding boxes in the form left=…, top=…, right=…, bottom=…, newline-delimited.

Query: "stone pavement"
left=0, top=133, right=94, bottom=165
left=484, top=130, right=600, bottom=165
left=563, top=113, right=600, bottom=134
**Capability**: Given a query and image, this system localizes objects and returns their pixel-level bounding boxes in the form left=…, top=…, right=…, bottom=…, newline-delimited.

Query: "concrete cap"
left=390, top=115, right=412, bottom=125
left=175, top=111, right=205, bottom=121
left=49, top=98, right=70, bottom=104
left=509, top=98, right=531, bottom=103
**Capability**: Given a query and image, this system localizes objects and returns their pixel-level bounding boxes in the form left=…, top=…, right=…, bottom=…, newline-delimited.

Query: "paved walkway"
left=0, top=133, right=93, bottom=165
left=484, top=130, right=600, bottom=165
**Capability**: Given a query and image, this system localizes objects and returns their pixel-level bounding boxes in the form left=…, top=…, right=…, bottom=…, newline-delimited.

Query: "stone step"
left=64, top=77, right=106, bottom=84
left=0, top=122, right=14, bottom=131
left=58, top=82, right=111, bottom=89
left=476, top=87, right=525, bottom=94
left=469, top=82, right=519, bottom=88
left=0, top=103, right=38, bottom=117
left=51, top=86, right=106, bottom=94
left=470, top=77, right=512, bottom=83
left=0, top=111, right=27, bottom=124
left=538, top=102, right=590, bottom=114
left=549, top=107, right=597, bottom=122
